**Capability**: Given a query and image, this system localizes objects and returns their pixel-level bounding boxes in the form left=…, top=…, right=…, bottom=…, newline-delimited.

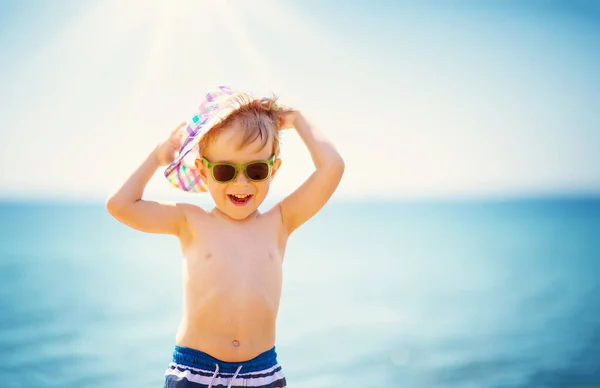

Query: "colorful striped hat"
left=164, top=85, right=240, bottom=193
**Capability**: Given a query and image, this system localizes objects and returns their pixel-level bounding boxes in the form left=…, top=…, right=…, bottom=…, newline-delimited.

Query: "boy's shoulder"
left=260, top=202, right=290, bottom=239
left=175, top=202, right=210, bottom=223
left=263, top=201, right=284, bottom=220
left=175, top=201, right=206, bottom=213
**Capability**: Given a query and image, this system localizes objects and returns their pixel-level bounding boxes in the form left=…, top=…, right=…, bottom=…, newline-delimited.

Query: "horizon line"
left=1, top=191, right=599, bottom=206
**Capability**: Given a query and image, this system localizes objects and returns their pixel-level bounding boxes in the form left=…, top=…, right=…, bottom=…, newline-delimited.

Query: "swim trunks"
left=164, top=345, right=287, bottom=388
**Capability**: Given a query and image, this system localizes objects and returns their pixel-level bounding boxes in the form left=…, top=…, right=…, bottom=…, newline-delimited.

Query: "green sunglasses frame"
left=201, top=155, right=276, bottom=183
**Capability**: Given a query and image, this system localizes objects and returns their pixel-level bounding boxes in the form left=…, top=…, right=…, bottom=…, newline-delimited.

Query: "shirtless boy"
left=106, top=86, right=344, bottom=387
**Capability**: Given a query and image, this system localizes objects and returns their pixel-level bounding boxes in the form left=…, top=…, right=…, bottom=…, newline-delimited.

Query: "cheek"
left=207, top=179, right=227, bottom=195
left=253, top=181, right=272, bottom=194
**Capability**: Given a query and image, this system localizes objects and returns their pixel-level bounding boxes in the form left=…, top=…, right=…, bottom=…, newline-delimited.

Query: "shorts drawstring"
left=228, top=365, right=243, bottom=388
left=207, top=363, right=243, bottom=388
left=208, top=364, right=219, bottom=388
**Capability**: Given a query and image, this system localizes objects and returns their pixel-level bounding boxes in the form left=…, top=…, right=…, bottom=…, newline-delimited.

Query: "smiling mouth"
left=228, top=194, right=253, bottom=205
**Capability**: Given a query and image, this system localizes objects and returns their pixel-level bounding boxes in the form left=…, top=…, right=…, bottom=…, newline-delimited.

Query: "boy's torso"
left=174, top=204, right=288, bottom=362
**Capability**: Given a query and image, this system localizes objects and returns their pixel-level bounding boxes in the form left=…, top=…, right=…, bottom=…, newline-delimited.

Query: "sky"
left=0, top=0, right=599, bottom=203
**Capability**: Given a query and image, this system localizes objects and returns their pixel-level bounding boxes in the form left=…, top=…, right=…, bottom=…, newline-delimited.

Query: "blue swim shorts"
left=164, top=345, right=286, bottom=388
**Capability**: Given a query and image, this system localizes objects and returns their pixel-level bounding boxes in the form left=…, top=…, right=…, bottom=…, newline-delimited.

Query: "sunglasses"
left=201, top=155, right=276, bottom=183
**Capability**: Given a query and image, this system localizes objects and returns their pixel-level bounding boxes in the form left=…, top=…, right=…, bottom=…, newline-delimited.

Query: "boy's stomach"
left=174, top=279, right=282, bottom=362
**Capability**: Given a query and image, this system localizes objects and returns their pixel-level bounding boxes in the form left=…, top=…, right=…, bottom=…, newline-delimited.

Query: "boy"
left=106, top=86, right=344, bottom=387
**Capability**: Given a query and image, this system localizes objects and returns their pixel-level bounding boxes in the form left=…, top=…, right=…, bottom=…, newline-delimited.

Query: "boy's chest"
left=184, top=221, right=285, bottom=267
left=203, top=233, right=280, bottom=262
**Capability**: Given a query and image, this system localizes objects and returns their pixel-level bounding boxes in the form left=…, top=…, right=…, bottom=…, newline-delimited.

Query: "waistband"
left=172, top=345, right=279, bottom=374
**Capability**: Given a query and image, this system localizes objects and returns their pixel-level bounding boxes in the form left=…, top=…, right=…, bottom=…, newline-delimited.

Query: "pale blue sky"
left=0, top=0, right=599, bottom=202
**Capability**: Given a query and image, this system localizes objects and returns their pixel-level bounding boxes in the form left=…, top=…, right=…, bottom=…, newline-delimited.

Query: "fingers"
left=276, top=103, right=294, bottom=112
left=172, top=121, right=187, bottom=135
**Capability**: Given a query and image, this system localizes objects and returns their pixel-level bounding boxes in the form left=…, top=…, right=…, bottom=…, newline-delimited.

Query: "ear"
left=270, top=158, right=282, bottom=180
left=195, top=158, right=209, bottom=182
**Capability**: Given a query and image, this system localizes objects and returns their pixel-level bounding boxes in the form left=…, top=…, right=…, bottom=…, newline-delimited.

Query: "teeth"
left=232, top=194, right=250, bottom=198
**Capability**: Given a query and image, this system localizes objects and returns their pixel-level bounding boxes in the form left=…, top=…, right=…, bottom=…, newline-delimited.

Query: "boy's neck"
left=210, top=207, right=261, bottom=222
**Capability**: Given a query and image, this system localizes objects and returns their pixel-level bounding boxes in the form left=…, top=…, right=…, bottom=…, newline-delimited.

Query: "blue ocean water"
left=0, top=198, right=599, bottom=388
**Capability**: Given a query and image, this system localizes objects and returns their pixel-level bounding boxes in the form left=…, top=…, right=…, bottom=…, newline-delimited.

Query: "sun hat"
left=163, top=85, right=240, bottom=192
left=164, top=85, right=279, bottom=193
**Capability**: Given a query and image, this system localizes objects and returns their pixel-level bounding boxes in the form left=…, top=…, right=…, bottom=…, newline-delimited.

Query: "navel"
left=232, top=340, right=240, bottom=347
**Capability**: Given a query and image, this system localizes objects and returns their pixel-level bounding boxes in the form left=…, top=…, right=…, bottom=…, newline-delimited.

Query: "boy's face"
left=195, top=121, right=281, bottom=220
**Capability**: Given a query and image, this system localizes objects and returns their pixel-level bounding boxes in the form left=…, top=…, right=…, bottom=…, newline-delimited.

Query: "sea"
left=0, top=197, right=599, bottom=388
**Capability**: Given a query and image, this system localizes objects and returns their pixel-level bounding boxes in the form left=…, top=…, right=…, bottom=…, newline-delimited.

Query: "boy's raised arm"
left=279, top=112, right=345, bottom=234
left=106, top=123, right=189, bottom=236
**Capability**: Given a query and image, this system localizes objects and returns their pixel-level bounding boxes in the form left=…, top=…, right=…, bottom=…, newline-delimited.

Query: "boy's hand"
left=277, top=105, right=299, bottom=130
left=154, top=122, right=186, bottom=166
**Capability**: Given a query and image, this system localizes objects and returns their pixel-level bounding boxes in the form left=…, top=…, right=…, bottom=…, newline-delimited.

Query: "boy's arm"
left=106, top=123, right=189, bottom=236
left=279, top=112, right=345, bottom=234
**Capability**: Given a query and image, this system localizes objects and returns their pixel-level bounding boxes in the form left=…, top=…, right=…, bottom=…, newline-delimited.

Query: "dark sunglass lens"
left=213, top=164, right=236, bottom=182
left=246, top=163, right=270, bottom=181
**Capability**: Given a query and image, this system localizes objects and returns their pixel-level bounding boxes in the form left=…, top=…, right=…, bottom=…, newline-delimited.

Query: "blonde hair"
left=198, top=93, right=290, bottom=157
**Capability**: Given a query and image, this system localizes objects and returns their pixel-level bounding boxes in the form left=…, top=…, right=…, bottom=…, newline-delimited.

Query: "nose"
left=232, top=169, right=249, bottom=185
